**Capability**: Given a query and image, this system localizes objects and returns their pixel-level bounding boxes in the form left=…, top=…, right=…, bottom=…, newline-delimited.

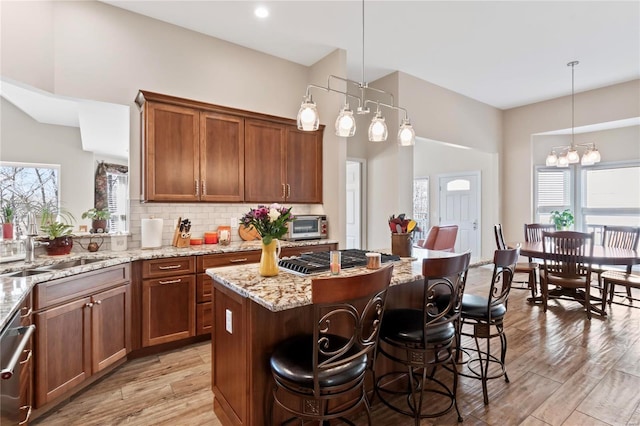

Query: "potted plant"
left=41, top=209, right=75, bottom=255
left=82, top=208, right=111, bottom=233
left=2, top=203, right=15, bottom=240
left=550, top=209, right=574, bottom=230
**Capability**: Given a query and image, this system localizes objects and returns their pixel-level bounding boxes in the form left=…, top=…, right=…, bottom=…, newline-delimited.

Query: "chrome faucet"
left=25, top=211, right=48, bottom=263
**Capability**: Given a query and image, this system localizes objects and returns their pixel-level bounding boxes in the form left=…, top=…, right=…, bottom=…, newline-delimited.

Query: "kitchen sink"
left=41, top=258, right=107, bottom=270
left=1, top=269, right=51, bottom=278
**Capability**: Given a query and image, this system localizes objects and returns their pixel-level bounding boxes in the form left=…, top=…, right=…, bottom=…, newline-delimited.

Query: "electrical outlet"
left=225, top=309, right=233, bottom=334
left=230, top=217, right=238, bottom=228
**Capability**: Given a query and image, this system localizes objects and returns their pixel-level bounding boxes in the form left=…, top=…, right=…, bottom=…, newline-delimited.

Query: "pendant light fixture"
left=296, top=0, right=415, bottom=146
left=545, top=61, right=601, bottom=167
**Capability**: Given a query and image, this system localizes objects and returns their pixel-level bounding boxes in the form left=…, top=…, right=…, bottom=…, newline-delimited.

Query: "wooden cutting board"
left=238, top=224, right=260, bottom=241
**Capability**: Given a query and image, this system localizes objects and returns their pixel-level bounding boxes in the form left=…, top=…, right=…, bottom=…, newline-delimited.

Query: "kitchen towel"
left=141, top=218, right=163, bottom=249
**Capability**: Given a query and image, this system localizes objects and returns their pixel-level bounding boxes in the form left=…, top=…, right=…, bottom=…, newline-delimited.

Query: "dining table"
left=513, top=241, right=640, bottom=266
left=510, top=241, right=640, bottom=315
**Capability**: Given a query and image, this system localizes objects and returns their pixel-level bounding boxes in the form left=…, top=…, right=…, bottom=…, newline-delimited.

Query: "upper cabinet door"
left=200, top=112, right=245, bottom=202
left=244, top=119, right=286, bottom=203
left=144, top=102, right=199, bottom=201
left=286, top=128, right=323, bottom=204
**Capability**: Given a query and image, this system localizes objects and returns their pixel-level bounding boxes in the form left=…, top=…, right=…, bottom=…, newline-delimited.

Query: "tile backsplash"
left=128, top=201, right=319, bottom=249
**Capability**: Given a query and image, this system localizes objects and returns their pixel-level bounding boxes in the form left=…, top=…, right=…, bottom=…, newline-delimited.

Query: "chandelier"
left=545, top=61, right=601, bottom=167
left=296, top=0, right=416, bottom=146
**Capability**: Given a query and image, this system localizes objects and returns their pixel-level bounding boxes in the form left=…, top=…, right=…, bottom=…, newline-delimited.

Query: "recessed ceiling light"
left=254, top=6, right=269, bottom=19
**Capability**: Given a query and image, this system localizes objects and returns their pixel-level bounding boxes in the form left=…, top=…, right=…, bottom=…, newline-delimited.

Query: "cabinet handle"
left=85, top=302, right=94, bottom=308
left=300, top=251, right=315, bottom=255
left=229, top=258, right=248, bottom=263
left=159, top=278, right=182, bottom=285
left=20, top=306, right=32, bottom=319
left=282, top=183, right=286, bottom=199
left=195, top=180, right=199, bottom=196
left=19, top=405, right=32, bottom=425
left=94, top=300, right=102, bottom=305
left=158, top=265, right=182, bottom=270
left=19, top=349, right=32, bottom=365
left=202, top=180, right=206, bottom=196
left=287, top=183, right=291, bottom=198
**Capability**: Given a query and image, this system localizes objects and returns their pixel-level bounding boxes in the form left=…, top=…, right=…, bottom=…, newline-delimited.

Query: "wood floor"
left=32, top=266, right=640, bottom=425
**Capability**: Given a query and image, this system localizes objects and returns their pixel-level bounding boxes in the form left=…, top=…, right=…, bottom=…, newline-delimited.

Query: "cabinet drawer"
left=34, top=264, right=130, bottom=310
left=196, top=301, right=212, bottom=335
left=197, top=251, right=260, bottom=270
left=142, top=256, right=195, bottom=278
left=196, top=274, right=212, bottom=303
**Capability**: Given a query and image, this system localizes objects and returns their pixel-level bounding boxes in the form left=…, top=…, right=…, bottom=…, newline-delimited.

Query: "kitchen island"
left=206, top=248, right=490, bottom=425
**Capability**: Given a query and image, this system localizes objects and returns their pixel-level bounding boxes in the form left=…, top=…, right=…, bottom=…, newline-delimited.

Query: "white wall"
left=414, top=139, right=499, bottom=258
left=502, top=79, right=640, bottom=243
left=0, top=98, right=93, bottom=223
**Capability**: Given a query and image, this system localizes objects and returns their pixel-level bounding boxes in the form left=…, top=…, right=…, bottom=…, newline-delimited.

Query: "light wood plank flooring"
left=32, top=266, right=640, bottom=425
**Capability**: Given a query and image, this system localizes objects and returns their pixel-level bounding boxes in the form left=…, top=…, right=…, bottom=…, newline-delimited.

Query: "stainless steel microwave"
left=284, top=215, right=328, bottom=241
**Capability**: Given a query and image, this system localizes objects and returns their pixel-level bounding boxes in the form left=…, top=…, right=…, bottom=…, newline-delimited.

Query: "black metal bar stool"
left=374, top=252, right=471, bottom=425
left=269, top=264, right=394, bottom=425
left=457, top=247, right=519, bottom=405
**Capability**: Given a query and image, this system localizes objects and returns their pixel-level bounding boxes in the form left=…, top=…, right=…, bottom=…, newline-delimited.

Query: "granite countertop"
left=0, top=239, right=338, bottom=330
left=206, top=248, right=492, bottom=312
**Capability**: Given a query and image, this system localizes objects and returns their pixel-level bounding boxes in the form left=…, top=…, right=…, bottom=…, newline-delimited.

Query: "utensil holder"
left=391, top=233, right=412, bottom=257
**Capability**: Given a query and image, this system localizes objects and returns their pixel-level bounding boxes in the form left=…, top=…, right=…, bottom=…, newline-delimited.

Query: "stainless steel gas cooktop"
left=278, top=249, right=400, bottom=276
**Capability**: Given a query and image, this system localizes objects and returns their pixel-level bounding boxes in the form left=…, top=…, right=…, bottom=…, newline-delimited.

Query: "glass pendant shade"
left=545, top=151, right=558, bottom=167
left=591, top=148, right=601, bottom=163
left=566, top=147, right=580, bottom=163
left=297, top=97, right=319, bottom=131
left=581, top=149, right=594, bottom=166
left=557, top=154, right=569, bottom=168
left=397, top=118, right=415, bottom=146
left=368, top=111, right=388, bottom=142
left=335, top=105, right=356, bottom=137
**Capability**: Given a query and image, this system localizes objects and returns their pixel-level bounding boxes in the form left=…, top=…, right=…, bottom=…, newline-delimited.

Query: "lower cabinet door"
left=92, top=284, right=131, bottom=373
left=34, top=297, right=92, bottom=407
left=196, top=301, right=212, bottom=335
left=142, top=275, right=196, bottom=347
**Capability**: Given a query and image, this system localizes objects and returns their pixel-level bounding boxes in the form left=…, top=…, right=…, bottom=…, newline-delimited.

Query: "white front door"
left=438, top=172, right=481, bottom=256
left=346, top=161, right=362, bottom=249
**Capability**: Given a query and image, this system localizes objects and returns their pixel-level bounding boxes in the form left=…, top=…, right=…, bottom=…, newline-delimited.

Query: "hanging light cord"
left=361, top=0, right=365, bottom=84
left=569, top=60, right=579, bottom=146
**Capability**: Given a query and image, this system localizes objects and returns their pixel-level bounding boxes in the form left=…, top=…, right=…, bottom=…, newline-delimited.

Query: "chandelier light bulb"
left=397, top=118, right=415, bottom=146
left=546, top=151, right=558, bottom=167
left=297, top=96, right=319, bottom=131
left=335, top=105, right=356, bottom=137
left=368, top=111, right=388, bottom=142
left=566, top=147, right=579, bottom=164
left=557, top=154, right=569, bottom=168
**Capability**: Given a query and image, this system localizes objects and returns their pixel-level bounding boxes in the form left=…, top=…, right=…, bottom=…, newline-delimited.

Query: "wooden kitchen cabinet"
left=140, top=101, right=200, bottom=201
left=244, top=118, right=323, bottom=203
left=141, top=257, right=196, bottom=346
left=33, top=264, right=131, bottom=407
left=137, top=90, right=323, bottom=204
left=137, top=91, right=245, bottom=202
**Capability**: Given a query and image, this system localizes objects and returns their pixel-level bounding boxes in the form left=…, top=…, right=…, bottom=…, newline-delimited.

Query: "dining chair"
left=415, top=225, right=458, bottom=252
left=269, top=264, right=393, bottom=425
left=374, top=252, right=471, bottom=424
left=524, top=223, right=556, bottom=259
left=540, top=231, right=599, bottom=319
left=457, top=247, right=519, bottom=405
left=494, top=224, right=538, bottom=298
left=592, top=226, right=640, bottom=295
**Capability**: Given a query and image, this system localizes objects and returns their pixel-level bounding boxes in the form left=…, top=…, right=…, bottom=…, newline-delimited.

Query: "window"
left=413, top=177, right=429, bottom=241
left=580, top=162, right=640, bottom=234
left=0, top=161, right=61, bottom=219
left=107, top=171, right=128, bottom=233
left=535, top=161, right=640, bottom=239
left=534, top=167, right=573, bottom=225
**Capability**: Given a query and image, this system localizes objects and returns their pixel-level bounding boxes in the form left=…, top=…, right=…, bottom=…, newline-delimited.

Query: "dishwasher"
left=0, top=308, right=35, bottom=425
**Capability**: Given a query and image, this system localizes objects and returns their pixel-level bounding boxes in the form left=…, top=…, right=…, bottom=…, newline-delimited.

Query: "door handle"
left=473, top=221, right=478, bottom=230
